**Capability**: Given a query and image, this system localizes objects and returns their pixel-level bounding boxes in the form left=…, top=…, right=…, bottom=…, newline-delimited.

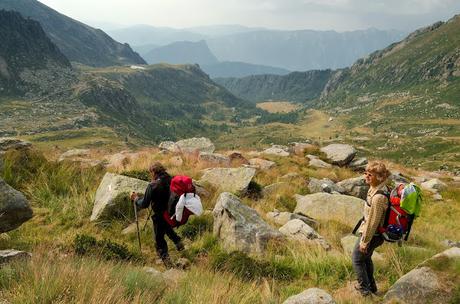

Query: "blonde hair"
left=366, top=161, right=391, bottom=183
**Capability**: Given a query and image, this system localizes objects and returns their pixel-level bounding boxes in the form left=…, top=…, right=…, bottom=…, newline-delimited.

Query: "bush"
left=210, top=251, right=296, bottom=282
left=178, top=213, right=213, bottom=241
left=243, top=181, right=263, bottom=200
left=74, top=234, right=133, bottom=261
left=275, top=195, right=297, bottom=212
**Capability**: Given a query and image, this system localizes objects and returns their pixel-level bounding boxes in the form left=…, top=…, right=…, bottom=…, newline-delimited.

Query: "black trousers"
left=152, top=213, right=181, bottom=258
left=352, top=235, right=384, bottom=293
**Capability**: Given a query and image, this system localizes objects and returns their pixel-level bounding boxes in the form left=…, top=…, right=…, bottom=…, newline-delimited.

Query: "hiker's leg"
left=365, top=236, right=384, bottom=293
left=352, top=237, right=371, bottom=294
left=164, top=223, right=183, bottom=249
left=152, top=214, right=168, bottom=258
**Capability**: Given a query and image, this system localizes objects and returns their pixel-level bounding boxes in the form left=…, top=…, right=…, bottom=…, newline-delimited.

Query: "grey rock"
left=348, top=157, right=368, bottom=171
left=442, top=239, right=460, bottom=248
left=283, top=288, right=336, bottom=304
left=228, top=151, right=249, bottom=165
left=336, top=177, right=369, bottom=200
left=266, top=210, right=319, bottom=229
left=390, top=171, right=411, bottom=184
left=432, top=193, right=443, bottom=201
left=262, top=145, right=290, bottom=157
left=0, top=249, right=31, bottom=264
left=308, top=178, right=344, bottom=194
left=306, top=155, right=332, bottom=169
left=383, top=267, right=442, bottom=304
left=421, top=179, right=447, bottom=193
left=249, top=158, right=276, bottom=170
left=320, top=144, right=356, bottom=166
left=294, top=193, right=364, bottom=226
left=200, top=167, right=256, bottom=194
left=176, top=137, right=215, bottom=154
left=213, top=192, right=284, bottom=255
left=159, top=141, right=179, bottom=153
left=90, top=173, right=149, bottom=222
left=0, top=178, right=33, bottom=233
left=0, top=138, right=32, bottom=154
left=289, top=142, right=316, bottom=156
left=262, top=182, right=288, bottom=196
left=279, top=219, right=330, bottom=250
left=199, top=152, right=230, bottom=165
left=58, top=149, right=90, bottom=162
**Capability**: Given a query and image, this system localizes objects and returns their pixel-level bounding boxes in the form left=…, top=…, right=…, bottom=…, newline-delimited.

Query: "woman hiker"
left=352, top=161, right=391, bottom=296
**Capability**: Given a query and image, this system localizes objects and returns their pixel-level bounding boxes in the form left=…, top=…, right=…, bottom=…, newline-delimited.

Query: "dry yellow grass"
left=256, top=101, right=302, bottom=113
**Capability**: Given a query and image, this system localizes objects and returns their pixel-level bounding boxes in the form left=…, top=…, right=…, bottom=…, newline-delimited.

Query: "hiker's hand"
left=130, top=192, right=138, bottom=202
left=359, top=243, right=368, bottom=254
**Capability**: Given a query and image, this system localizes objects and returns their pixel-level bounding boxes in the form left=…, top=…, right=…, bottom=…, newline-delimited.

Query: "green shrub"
left=275, top=195, right=297, bottom=212
left=178, top=213, right=213, bottom=241
left=120, top=170, right=150, bottom=181
left=74, top=234, right=133, bottom=261
left=243, top=180, right=263, bottom=200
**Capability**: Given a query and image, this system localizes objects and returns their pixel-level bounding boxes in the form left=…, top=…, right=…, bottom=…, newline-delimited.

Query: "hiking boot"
left=369, top=282, right=378, bottom=294
left=161, top=255, right=174, bottom=269
left=175, top=241, right=185, bottom=252
left=354, top=284, right=372, bottom=297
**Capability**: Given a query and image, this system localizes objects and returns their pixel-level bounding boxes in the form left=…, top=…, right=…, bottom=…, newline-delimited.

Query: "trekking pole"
left=142, top=208, right=153, bottom=231
left=133, top=198, right=142, bottom=251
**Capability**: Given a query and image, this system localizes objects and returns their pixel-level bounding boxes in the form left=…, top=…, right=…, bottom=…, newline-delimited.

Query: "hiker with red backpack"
left=352, top=161, right=422, bottom=296
left=130, top=162, right=184, bottom=268
left=130, top=162, right=203, bottom=268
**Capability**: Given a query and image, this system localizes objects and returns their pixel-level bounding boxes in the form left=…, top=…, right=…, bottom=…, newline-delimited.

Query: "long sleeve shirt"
left=135, top=173, right=171, bottom=214
left=359, top=182, right=389, bottom=247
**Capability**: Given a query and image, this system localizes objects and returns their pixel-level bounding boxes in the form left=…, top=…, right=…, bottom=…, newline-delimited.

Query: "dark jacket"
left=135, top=172, right=172, bottom=214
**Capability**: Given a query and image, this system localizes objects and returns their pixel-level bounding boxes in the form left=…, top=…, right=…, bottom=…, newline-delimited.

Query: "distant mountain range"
left=0, top=0, right=145, bottom=67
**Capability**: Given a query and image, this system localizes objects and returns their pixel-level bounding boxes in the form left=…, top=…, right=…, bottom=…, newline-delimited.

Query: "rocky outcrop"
left=0, top=179, right=33, bottom=233
left=283, top=288, right=336, bottom=304
left=336, top=177, right=369, bottom=200
left=294, top=193, right=364, bottom=226
left=347, top=157, right=368, bottom=171
left=306, top=155, right=332, bottom=169
left=262, top=145, right=290, bottom=157
left=384, top=247, right=460, bottom=304
left=289, top=142, right=316, bottom=156
left=159, top=141, right=180, bottom=153
left=266, top=210, right=318, bottom=228
left=421, top=179, right=447, bottom=193
left=213, top=192, right=284, bottom=254
left=176, top=137, right=215, bottom=154
left=200, top=167, right=256, bottom=194
left=320, top=144, right=356, bottom=166
left=90, top=173, right=149, bottom=222
left=0, top=138, right=32, bottom=154
left=307, top=178, right=344, bottom=194
left=249, top=158, right=276, bottom=170
left=279, top=219, right=330, bottom=250
left=0, top=249, right=31, bottom=264
left=198, top=152, right=230, bottom=165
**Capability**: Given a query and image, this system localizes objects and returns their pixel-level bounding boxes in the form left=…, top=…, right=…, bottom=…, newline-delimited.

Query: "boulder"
left=347, top=157, right=368, bottom=171
left=307, top=178, right=344, bottom=194
left=0, top=179, right=33, bottom=233
left=90, top=173, right=149, bottom=222
left=0, top=249, right=31, bottom=264
left=228, top=151, right=249, bottom=165
left=213, top=192, right=284, bottom=254
left=390, top=171, right=411, bottom=184
left=262, top=182, right=289, bottom=196
left=262, top=145, right=290, bottom=157
left=442, top=240, right=460, bottom=248
left=266, top=210, right=318, bottom=229
left=175, top=137, right=215, bottom=154
left=200, top=167, right=256, bottom=194
left=199, top=152, right=230, bottom=165
left=421, top=179, right=447, bottom=193
left=0, top=138, right=31, bottom=154
left=383, top=267, right=442, bottom=303
left=306, top=155, right=332, bottom=169
left=279, top=219, right=331, bottom=250
left=159, top=141, right=180, bottom=153
left=336, top=177, right=369, bottom=200
left=384, top=248, right=460, bottom=303
left=294, top=193, right=364, bottom=227
left=320, top=144, right=356, bottom=166
left=249, top=158, right=276, bottom=170
left=283, top=288, right=336, bottom=304
left=289, top=142, right=316, bottom=156
left=58, top=149, right=91, bottom=162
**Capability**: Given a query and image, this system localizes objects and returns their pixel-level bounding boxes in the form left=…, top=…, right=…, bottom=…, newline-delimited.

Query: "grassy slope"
left=1, top=147, right=459, bottom=303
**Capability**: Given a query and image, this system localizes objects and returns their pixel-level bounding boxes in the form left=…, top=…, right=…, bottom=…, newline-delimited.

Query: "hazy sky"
left=39, top=0, right=460, bottom=31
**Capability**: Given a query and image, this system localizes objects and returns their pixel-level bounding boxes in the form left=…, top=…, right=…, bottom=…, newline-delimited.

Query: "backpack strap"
left=352, top=217, right=364, bottom=235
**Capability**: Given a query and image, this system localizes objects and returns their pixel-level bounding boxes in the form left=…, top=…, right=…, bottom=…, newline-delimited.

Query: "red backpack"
left=163, top=175, right=195, bottom=228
